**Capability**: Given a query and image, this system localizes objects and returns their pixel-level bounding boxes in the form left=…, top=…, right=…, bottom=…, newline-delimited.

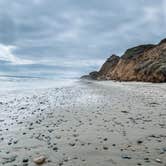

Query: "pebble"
left=137, top=140, right=143, bottom=144
left=155, top=158, right=162, bottom=163
left=33, top=156, right=46, bottom=165
left=23, top=158, right=29, bottom=163
left=103, top=146, right=109, bottom=150
left=53, top=147, right=58, bottom=151
left=121, top=154, right=132, bottom=159
left=69, top=142, right=75, bottom=146
left=103, top=138, right=108, bottom=141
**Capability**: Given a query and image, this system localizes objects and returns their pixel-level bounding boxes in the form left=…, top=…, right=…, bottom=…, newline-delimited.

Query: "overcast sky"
left=0, top=0, right=166, bottom=78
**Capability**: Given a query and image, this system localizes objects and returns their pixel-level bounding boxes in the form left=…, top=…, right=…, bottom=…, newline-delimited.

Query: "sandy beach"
left=0, top=80, right=166, bottom=166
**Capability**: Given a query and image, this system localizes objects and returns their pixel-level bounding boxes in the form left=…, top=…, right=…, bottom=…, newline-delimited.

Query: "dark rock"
left=137, top=140, right=143, bottom=144
left=69, top=142, right=76, bottom=146
left=103, top=138, right=108, bottom=141
left=103, top=146, right=109, bottom=150
left=144, top=157, right=150, bottom=162
left=23, top=158, right=29, bottom=163
left=53, top=147, right=58, bottom=151
left=121, top=154, right=132, bottom=159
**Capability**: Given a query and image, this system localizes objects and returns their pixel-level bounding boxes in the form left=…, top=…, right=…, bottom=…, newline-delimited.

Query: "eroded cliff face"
left=82, top=38, right=166, bottom=83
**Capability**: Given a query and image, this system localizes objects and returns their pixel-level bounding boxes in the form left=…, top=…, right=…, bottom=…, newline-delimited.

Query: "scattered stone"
left=121, top=154, right=132, bottom=159
left=33, top=156, right=46, bottom=165
left=55, top=135, right=61, bottom=139
left=144, top=157, right=150, bottom=162
left=73, top=134, right=79, bottom=137
left=69, top=142, right=76, bottom=146
left=137, top=140, right=143, bottom=144
left=103, top=138, right=108, bottom=141
left=53, top=147, right=58, bottom=151
left=63, top=157, right=69, bottom=162
left=155, top=158, right=162, bottom=163
left=58, top=161, right=63, bottom=166
left=23, top=158, right=29, bottom=163
left=121, top=111, right=129, bottom=114
left=103, top=146, right=109, bottom=150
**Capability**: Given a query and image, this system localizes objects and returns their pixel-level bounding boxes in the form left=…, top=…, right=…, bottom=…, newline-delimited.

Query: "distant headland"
left=82, top=38, right=166, bottom=83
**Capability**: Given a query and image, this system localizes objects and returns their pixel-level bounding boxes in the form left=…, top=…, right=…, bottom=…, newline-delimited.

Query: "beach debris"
left=33, top=155, right=46, bottom=165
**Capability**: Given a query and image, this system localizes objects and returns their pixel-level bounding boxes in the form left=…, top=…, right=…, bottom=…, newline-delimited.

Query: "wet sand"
left=0, top=80, right=166, bottom=166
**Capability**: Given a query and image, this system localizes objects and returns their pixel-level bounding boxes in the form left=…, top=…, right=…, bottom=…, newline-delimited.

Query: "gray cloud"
left=0, top=0, right=166, bottom=78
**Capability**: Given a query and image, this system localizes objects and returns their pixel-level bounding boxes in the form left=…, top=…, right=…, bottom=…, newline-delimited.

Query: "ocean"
left=0, top=75, right=77, bottom=91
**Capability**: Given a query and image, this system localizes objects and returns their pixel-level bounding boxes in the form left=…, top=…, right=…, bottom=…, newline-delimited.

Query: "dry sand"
left=0, top=80, right=166, bottom=166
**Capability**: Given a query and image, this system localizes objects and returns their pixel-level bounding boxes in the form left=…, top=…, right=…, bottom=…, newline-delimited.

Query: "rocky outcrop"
left=82, top=38, right=166, bottom=83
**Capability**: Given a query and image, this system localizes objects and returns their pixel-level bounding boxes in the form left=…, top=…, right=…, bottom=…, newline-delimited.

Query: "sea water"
left=0, top=75, right=77, bottom=92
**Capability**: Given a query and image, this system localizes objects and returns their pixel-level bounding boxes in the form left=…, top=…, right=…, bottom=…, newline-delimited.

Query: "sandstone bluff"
left=82, top=38, right=166, bottom=83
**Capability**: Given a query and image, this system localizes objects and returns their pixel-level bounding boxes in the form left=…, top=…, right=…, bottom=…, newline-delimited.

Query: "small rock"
left=23, top=158, right=29, bottom=163
left=121, top=110, right=129, bottom=113
left=144, top=157, right=150, bottom=162
left=69, top=143, right=75, bottom=146
left=103, top=138, right=108, bottom=141
left=55, top=136, right=61, bottom=139
left=53, top=147, right=58, bottom=151
left=58, top=161, right=63, bottom=166
left=155, top=158, right=162, bottom=163
left=121, top=154, right=132, bottom=159
left=137, top=140, right=143, bottom=144
left=73, top=134, right=79, bottom=137
left=103, top=146, right=109, bottom=150
left=33, top=156, right=46, bottom=165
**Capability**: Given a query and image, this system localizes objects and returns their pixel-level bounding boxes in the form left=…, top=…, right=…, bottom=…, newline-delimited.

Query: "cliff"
left=82, top=38, right=166, bottom=83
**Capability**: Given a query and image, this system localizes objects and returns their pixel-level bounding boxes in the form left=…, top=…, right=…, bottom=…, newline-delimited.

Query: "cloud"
left=0, top=0, right=165, bottom=78
left=37, top=57, right=104, bottom=68
left=0, top=44, right=34, bottom=65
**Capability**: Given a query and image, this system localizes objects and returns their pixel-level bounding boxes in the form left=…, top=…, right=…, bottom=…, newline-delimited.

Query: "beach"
left=0, top=80, right=166, bottom=166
